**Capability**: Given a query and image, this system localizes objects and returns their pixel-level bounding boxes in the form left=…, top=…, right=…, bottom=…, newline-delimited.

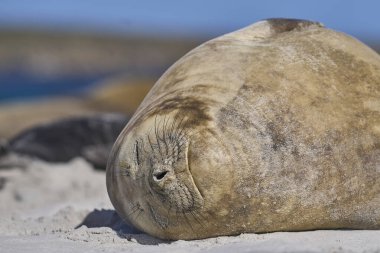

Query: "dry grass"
left=0, top=77, right=154, bottom=139
left=0, top=98, right=96, bottom=139
left=88, top=77, right=154, bottom=115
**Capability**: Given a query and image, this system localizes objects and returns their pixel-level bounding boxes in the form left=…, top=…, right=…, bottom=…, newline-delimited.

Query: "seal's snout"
left=146, top=136, right=200, bottom=212
left=107, top=113, right=210, bottom=238
left=153, top=170, right=169, bottom=181
left=151, top=163, right=172, bottom=183
left=151, top=166, right=173, bottom=189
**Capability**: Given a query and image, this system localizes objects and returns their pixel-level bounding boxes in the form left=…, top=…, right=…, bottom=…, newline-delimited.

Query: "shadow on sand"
left=75, top=209, right=168, bottom=245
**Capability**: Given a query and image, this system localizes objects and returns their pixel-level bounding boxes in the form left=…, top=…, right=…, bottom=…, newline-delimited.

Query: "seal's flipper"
left=7, top=113, right=129, bottom=169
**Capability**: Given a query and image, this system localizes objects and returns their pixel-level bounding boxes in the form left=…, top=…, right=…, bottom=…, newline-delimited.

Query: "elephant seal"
left=106, top=18, right=380, bottom=240
left=0, top=113, right=129, bottom=169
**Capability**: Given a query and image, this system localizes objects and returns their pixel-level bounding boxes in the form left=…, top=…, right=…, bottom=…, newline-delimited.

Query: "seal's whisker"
left=126, top=208, right=139, bottom=217
left=154, top=116, right=164, bottom=161
left=173, top=115, right=186, bottom=139
left=189, top=211, right=206, bottom=228
left=166, top=145, right=178, bottom=162
left=126, top=203, right=143, bottom=217
left=182, top=212, right=196, bottom=232
left=158, top=116, right=167, bottom=142
left=192, top=210, right=207, bottom=222
left=162, top=116, right=170, bottom=156
left=170, top=115, right=182, bottom=142
left=134, top=209, right=144, bottom=221
left=168, top=115, right=178, bottom=143
left=175, top=120, right=187, bottom=141
left=147, top=189, right=154, bottom=197
left=162, top=115, right=170, bottom=138
left=147, top=134, right=157, bottom=160
left=134, top=174, right=145, bottom=181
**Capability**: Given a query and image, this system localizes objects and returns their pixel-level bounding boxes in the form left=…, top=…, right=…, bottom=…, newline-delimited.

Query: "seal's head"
left=106, top=108, right=231, bottom=240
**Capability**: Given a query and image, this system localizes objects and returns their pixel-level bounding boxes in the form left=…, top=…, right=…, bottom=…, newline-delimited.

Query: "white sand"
left=1, top=158, right=379, bottom=253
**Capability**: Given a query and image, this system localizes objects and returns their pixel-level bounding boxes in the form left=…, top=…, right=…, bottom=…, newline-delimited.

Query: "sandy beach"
left=0, top=158, right=379, bottom=253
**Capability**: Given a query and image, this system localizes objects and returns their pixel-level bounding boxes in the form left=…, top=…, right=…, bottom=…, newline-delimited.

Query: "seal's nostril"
left=153, top=171, right=168, bottom=181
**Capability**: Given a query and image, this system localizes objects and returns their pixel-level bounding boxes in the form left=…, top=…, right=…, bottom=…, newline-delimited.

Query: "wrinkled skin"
left=107, top=19, right=380, bottom=240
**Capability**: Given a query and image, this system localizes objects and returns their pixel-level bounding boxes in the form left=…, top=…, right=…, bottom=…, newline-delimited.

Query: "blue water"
left=0, top=71, right=110, bottom=103
left=0, top=0, right=379, bottom=40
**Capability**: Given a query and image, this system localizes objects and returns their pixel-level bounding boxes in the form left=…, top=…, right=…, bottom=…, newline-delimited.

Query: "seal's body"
left=106, top=19, right=380, bottom=240
left=0, top=114, right=129, bottom=169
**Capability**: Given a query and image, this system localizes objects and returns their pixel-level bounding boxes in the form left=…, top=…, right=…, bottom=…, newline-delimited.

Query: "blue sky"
left=0, top=0, right=379, bottom=40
